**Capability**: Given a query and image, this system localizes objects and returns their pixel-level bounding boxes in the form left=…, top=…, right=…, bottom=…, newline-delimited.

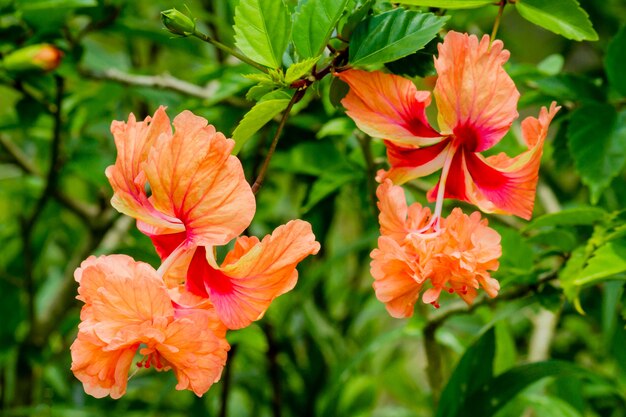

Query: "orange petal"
left=434, top=31, right=519, bottom=152
left=380, top=138, right=451, bottom=184
left=376, top=179, right=432, bottom=242
left=440, top=103, right=560, bottom=219
left=70, top=335, right=137, bottom=399
left=371, top=236, right=422, bottom=318
left=337, top=69, right=442, bottom=146
left=143, top=110, right=256, bottom=247
left=185, top=220, right=320, bottom=329
left=106, top=106, right=182, bottom=231
left=159, top=309, right=230, bottom=396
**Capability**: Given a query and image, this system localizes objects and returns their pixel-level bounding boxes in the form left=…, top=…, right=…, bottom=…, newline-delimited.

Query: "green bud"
left=161, top=8, right=195, bottom=37
left=2, top=44, right=63, bottom=73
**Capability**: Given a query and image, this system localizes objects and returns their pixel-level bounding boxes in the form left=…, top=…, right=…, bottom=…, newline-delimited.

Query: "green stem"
left=490, top=0, right=506, bottom=44
left=192, top=29, right=268, bottom=73
left=251, top=89, right=303, bottom=194
left=424, top=325, right=443, bottom=407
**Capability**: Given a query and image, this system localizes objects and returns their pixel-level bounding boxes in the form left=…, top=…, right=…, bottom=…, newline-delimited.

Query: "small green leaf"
left=525, top=207, right=607, bottom=230
left=293, top=0, right=349, bottom=58
left=567, top=105, right=626, bottom=204
left=606, top=26, right=626, bottom=97
left=232, top=94, right=291, bottom=154
left=436, top=328, right=495, bottom=417
left=234, top=0, right=291, bottom=68
left=515, top=0, right=598, bottom=41
left=349, top=9, right=447, bottom=67
left=537, top=54, right=564, bottom=76
left=285, top=57, right=319, bottom=84
left=458, top=361, right=591, bottom=417
left=574, top=240, right=626, bottom=286
left=396, top=0, right=493, bottom=9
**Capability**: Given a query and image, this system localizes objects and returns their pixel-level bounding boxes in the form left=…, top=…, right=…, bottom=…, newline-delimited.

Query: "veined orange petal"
left=143, top=110, right=256, bottom=248
left=379, top=138, right=451, bottom=184
left=337, top=69, right=442, bottom=146
left=106, top=106, right=182, bottom=231
left=434, top=31, right=519, bottom=152
left=185, top=220, right=320, bottom=329
left=438, top=103, right=560, bottom=219
left=376, top=179, right=432, bottom=242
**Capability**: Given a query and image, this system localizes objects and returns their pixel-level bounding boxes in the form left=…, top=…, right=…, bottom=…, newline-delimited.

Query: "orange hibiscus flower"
left=337, top=31, right=560, bottom=223
left=70, top=255, right=229, bottom=398
left=371, top=180, right=501, bottom=316
left=106, top=107, right=320, bottom=330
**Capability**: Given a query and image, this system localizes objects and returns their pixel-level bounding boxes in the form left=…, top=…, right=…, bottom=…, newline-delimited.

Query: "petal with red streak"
left=337, top=69, right=441, bottom=146
left=434, top=31, right=519, bottom=152
left=380, top=138, right=451, bottom=184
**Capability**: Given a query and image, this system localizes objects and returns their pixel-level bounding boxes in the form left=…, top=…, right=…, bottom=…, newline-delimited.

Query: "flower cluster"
left=338, top=31, right=559, bottom=311
left=71, top=108, right=320, bottom=398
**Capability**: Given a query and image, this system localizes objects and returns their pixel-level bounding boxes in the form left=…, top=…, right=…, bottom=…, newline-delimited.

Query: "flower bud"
left=2, top=44, right=63, bottom=72
left=161, top=8, right=195, bottom=37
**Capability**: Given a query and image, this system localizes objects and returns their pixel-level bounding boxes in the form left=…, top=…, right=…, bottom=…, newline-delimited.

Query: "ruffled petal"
left=379, top=138, right=451, bottom=184
left=143, top=111, right=256, bottom=247
left=370, top=236, right=422, bottom=318
left=337, top=69, right=442, bottom=146
left=376, top=179, right=432, bottom=242
left=105, top=106, right=182, bottom=231
left=158, top=309, right=230, bottom=397
left=70, top=335, right=137, bottom=399
left=186, top=220, right=320, bottom=329
left=434, top=31, right=519, bottom=152
left=444, top=103, right=560, bottom=219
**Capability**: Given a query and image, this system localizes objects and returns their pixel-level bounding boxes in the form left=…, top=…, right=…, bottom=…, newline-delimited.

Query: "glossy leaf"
left=232, top=93, right=291, bottom=153
left=234, top=0, right=291, bottom=68
left=567, top=104, right=626, bottom=204
left=515, top=0, right=598, bottom=41
left=574, top=239, right=626, bottom=286
left=348, top=9, right=447, bottom=67
left=285, top=57, right=319, bottom=84
left=605, top=25, right=626, bottom=97
left=396, top=0, right=493, bottom=9
left=292, top=0, right=349, bottom=58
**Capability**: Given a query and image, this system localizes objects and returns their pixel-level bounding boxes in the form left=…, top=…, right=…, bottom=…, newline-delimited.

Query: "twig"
left=490, top=0, right=507, bottom=43
left=355, top=132, right=379, bottom=218
left=192, top=29, right=269, bottom=73
left=251, top=89, right=304, bottom=194
left=218, top=344, right=238, bottom=417
left=262, top=323, right=282, bottom=417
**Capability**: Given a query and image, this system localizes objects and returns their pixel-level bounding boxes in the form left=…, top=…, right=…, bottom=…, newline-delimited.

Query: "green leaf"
left=458, top=361, right=590, bottom=417
left=303, top=167, right=360, bottom=212
left=574, top=240, right=626, bottom=286
left=385, top=35, right=439, bottom=77
left=340, top=0, right=374, bottom=39
left=515, top=0, right=598, bottom=41
left=292, top=0, right=349, bottom=58
left=349, top=9, right=447, bottom=67
left=525, top=207, right=607, bottom=230
left=567, top=105, right=626, bottom=204
left=606, top=26, right=626, bottom=97
left=232, top=93, right=291, bottom=154
left=234, top=0, right=291, bottom=68
left=395, top=0, right=493, bottom=9
left=436, top=328, right=495, bottom=417
left=17, top=0, right=97, bottom=9
left=285, top=57, right=319, bottom=84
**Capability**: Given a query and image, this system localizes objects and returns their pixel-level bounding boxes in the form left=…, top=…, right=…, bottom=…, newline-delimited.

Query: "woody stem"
left=490, top=0, right=507, bottom=43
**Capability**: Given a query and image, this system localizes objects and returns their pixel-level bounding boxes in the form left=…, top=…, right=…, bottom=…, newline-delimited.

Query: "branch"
left=262, top=323, right=282, bottom=417
left=355, top=132, right=379, bottom=218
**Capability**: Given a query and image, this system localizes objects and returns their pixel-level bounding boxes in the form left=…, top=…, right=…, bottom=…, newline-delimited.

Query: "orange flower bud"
left=2, top=44, right=63, bottom=72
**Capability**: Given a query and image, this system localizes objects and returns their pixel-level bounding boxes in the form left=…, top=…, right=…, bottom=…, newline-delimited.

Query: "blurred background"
left=0, top=0, right=625, bottom=416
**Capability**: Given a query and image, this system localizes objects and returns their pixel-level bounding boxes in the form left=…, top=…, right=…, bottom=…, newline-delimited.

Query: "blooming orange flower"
left=337, top=31, right=560, bottom=223
left=106, top=107, right=320, bottom=330
left=371, top=180, right=501, bottom=316
left=70, top=255, right=229, bottom=398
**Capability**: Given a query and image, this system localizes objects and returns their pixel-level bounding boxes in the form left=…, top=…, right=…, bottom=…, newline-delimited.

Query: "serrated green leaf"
left=340, top=0, right=374, bottom=39
left=574, top=240, right=626, bottom=286
left=293, top=0, right=349, bottom=58
left=525, top=207, right=607, bottom=230
left=285, top=57, right=319, bottom=84
left=396, top=0, right=493, bottom=9
left=458, top=361, right=590, bottom=417
left=246, top=84, right=275, bottom=101
left=436, top=328, right=495, bottom=417
left=515, top=0, right=598, bottom=41
left=232, top=95, right=291, bottom=154
left=349, top=9, right=447, bottom=67
left=234, top=0, right=291, bottom=68
left=567, top=105, right=626, bottom=204
left=606, top=26, right=626, bottom=97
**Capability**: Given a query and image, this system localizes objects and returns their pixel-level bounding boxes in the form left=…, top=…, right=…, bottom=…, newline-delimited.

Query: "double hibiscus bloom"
left=338, top=31, right=559, bottom=316
left=70, top=108, right=320, bottom=398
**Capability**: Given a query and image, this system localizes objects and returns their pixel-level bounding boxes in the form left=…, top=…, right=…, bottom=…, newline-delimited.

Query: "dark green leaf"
left=293, top=0, right=349, bottom=58
left=303, top=167, right=360, bottom=212
left=385, top=35, right=439, bottom=77
left=567, top=105, right=626, bottom=204
left=396, top=0, right=493, bottom=9
left=525, top=207, right=607, bottom=230
left=515, top=0, right=598, bottom=41
left=340, top=0, right=374, bottom=40
left=527, top=229, right=578, bottom=253
left=436, top=328, right=495, bottom=417
left=234, top=0, right=291, bottom=68
left=606, top=26, right=626, bottom=97
left=349, top=9, right=447, bottom=67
